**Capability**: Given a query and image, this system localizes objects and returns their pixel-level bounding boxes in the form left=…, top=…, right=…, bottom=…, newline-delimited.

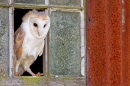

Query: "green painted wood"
left=50, top=11, right=81, bottom=76
left=49, top=0, right=81, bottom=6
left=14, top=0, right=45, bottom=4
left=0, top=8, right=9, bottom=76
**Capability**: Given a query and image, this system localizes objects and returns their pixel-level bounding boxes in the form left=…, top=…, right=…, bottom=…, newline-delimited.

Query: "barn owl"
left=14, top=10, right=50, bottom=76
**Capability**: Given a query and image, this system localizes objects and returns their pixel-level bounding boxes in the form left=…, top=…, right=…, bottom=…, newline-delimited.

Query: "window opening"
left=14, top=9, right=46, bottom=76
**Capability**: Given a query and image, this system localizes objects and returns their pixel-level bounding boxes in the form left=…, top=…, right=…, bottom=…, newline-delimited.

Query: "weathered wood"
left=0, top=0, right=86, bottom=85
left=0, top=76, right=86, bottom=86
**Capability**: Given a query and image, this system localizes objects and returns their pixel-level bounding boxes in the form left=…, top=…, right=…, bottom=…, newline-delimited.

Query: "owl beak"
left=37, top=30, right=40, bottom=36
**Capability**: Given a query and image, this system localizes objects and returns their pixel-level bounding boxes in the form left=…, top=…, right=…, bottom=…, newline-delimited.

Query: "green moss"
left=63, top=77, right=75, bottom=80
left=0, top=3, right=10, bottom=7
left=21, top=76, right=43, bottom=85
left=0, top=76, right=8, bottom=80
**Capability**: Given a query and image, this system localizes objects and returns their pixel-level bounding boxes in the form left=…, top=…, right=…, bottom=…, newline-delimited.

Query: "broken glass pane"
left=50, top=11, right=81, bottom=76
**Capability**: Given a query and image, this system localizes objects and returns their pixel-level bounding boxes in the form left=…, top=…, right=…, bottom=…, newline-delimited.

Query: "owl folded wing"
left=14, top=27, right=26, bottom=59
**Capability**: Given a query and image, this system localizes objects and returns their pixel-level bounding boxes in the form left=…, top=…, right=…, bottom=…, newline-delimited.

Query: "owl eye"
left=33, top=23, right=38, bottom=27
left=43, top=24, right=46, bottom=28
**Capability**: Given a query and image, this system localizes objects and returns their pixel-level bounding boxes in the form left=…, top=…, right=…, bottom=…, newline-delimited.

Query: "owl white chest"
left=23, top=35, right=44, bottom=59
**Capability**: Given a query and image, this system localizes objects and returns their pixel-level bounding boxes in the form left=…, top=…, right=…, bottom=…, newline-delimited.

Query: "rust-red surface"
left=122, top=0, right=130, bottom=86
left=87, top=0, right=123, bottom=86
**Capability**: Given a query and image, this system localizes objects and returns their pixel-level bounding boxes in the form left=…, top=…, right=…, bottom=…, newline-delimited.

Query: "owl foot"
left=18, top=73, right=21, bottom=76
left=15, top=71, right=22, bottom=76
left=35, top=72, right=43, bottom=76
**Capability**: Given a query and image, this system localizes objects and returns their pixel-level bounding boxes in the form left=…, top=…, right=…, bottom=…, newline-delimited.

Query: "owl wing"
left=38, top=40, right=45, bottom=56
left=14, top=27, right=26, bottom=60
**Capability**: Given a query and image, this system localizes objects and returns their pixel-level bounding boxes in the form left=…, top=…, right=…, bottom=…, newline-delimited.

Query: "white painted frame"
left=8, top=0, right=86, bottom=77
left=9, top=7, right=14, bottom=77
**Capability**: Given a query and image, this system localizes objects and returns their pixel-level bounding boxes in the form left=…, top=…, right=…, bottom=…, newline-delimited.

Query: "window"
left=0, top=0, right=86, bottom=85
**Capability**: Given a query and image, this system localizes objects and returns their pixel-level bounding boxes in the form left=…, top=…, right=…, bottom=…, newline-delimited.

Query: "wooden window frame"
left=0, top=0, right=86, bottom=79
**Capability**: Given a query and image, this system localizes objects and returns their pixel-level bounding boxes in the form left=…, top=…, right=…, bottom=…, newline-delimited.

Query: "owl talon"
left=18, top=74, right=21, bottom=76
left=15, top=73, right=21, bottom=76
left=36, top=72, right=43, bottom=76
left=15, top=72, right=21, bottom=76
left=36, top=72, right=41, bottom=76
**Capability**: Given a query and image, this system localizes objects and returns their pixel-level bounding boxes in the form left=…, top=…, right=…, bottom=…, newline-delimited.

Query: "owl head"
left=22, top=10, right=50, bottom=39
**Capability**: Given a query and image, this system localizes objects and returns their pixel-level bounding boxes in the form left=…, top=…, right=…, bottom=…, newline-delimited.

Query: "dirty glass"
left=50, top=11, right=81, bottom=76
left=49, top=0, right=81, bottom=6
left=14, top=0, right=45, bottom=4
left=0, top=8, right=9, bottom=75
left=0, top=0, right=8, bottom=3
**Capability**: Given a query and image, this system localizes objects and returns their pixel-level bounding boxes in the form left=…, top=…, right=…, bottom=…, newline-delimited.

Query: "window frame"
left=49, top=9, right=85, bottom=76
left=1, top=0, right=86, bottom=77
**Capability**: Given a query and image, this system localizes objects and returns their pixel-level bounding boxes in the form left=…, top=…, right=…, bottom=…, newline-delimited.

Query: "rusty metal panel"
left=122, top=0, right=130, bottom=86
left=87, top=0, right=122, bottom=86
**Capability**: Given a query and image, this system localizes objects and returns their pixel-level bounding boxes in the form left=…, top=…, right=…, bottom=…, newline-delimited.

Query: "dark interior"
left=14, top=9, right=43, bottom=76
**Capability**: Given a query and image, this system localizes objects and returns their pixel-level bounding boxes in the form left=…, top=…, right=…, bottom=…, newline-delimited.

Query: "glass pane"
left=50, top=0, right=81, bottom=6
left=0, top=0, right=8, bottom=3
left=50, top=11, right=81, bottom=76
left=0, top=8, right=9, bottom=75
left=14, top=0, right=45, bottom=4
